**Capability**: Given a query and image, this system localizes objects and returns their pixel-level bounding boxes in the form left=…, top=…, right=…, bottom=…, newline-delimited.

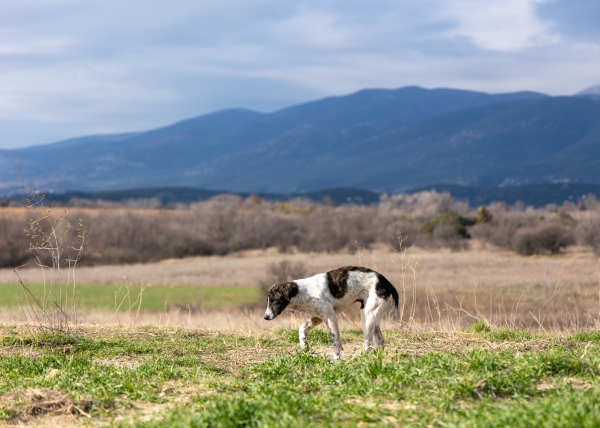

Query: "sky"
left=0, top=0, right=599, bottom=149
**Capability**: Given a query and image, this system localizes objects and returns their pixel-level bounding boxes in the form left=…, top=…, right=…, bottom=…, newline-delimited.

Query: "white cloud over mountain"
left=0, top=0, right=598, bottom=148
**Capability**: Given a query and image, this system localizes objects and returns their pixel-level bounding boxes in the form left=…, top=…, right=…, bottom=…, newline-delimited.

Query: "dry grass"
left=1, top=244, right=596, bottom=288
left=2, top=243, right=599, bottom=332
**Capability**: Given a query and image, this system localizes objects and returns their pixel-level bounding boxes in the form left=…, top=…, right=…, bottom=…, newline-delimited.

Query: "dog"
left=263, top=266, right=399, bottom=360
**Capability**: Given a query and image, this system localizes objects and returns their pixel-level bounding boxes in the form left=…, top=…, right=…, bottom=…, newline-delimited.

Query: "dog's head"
left=264, top=281, right=299, bottom=321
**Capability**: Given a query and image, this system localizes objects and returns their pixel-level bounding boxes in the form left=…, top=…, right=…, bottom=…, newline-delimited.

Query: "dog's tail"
left=387, top=287, right=399, bottom=325
left=376, top=273, right=400, bottom=325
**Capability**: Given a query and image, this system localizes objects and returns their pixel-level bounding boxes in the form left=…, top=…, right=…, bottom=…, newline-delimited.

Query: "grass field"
left=1, top=325, right=600, bottom=427
left=0, top=283, right=262, bottom=312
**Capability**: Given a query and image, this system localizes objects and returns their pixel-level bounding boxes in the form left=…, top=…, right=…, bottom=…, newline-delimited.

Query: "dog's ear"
left=269, top=281, right=298, bottom=302
left=280, top=281, right=299, bottom=301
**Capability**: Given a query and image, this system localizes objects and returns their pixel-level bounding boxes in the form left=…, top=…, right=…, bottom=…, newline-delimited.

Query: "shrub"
left=476, top=206, right=492, bottom=223
left=512, top=224, right=575, bottom=255
left=470, top=223, right=515, bottom=249
left=575, top=218, right=600, bottom=255
left=421, top=213, right=475, bottom=238
left=432, top=223, right=468, bottom=250
left=0, top=212, right=31, bottom=268
left=259, top=260, right=308, bottom=293
left=0, top=239, right=29, bottom=267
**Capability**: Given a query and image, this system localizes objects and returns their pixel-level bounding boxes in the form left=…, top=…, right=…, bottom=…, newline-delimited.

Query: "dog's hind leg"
left=374, top=325, right=385, bottom=348
left=324, top=313, right=343, bottom=360
left=362, top=311, right=377, bottom=352
left=364, top=299, right=388, bottom=351
left=299, top=317, right=322, bottom=350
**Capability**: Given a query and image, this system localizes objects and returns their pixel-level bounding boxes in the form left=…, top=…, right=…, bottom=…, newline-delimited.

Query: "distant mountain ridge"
left=1, top=85, right=599, bottom=195
left=577, top=85, right=600, bottom=100
left=13, top=183, right=600, bottom=208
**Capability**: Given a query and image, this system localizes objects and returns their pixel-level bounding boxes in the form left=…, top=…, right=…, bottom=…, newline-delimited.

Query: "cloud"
left=0, top=0, right=598, bottom=148
left=536, top=0, right=600, bottom=41
left=441, top=0, right=558, bottom=51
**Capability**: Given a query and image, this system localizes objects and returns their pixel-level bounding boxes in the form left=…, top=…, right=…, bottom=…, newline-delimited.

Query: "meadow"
left=2, top=191, right=600, bottom=426
left=1, top=325, right=600, bottom=427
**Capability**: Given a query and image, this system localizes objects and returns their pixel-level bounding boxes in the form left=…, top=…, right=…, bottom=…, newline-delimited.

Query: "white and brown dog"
left=263, top=266, right=399, bottom=360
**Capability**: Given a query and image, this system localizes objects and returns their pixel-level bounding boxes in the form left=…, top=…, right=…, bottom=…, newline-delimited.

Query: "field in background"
left=1, top=245, right=599, bottom=331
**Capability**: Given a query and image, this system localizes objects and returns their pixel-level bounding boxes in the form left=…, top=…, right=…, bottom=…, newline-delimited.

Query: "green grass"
left=1, top=327, right=599, bottom=427
left=0, top=283, right=262, bottom=311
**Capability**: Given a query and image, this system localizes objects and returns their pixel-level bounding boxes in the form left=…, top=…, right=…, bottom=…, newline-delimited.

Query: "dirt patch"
left=0, top=347, right=41, bottom=358
left=108, top=384, right=201, bottom=426
left=94, top=356, right=150, bottom=369
left=537, top=377, right=591, bottom=391
left=0, top=388, right=92, bottom=427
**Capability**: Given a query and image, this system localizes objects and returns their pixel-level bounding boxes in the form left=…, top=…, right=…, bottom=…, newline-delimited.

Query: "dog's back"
left=325, top=266, right=398, bottom=313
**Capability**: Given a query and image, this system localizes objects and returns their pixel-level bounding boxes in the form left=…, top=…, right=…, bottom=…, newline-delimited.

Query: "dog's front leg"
left=299, top=317, right=322, bottom=350
left=324, top=314, right=343, bottom=360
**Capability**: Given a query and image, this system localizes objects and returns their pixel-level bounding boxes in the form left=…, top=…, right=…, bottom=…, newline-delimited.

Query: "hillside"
left=4, top=85, right=600, bottom=194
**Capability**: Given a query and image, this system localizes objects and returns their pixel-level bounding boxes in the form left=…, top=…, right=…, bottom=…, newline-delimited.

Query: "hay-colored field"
left=1, top=245, right=599, bottom=330
left=1, top=245, right=597, bottom=289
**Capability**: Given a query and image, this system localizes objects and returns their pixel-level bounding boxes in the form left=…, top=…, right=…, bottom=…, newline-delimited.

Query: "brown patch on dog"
left=326, top=266, right=374, bottom=299
left=327, top=266, right=398, bottom=308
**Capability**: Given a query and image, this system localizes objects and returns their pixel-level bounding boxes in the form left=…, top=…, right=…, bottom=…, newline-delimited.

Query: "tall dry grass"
left=9, top=190, right=87, bottom=335
left=3, top=236, right=599, bottom=336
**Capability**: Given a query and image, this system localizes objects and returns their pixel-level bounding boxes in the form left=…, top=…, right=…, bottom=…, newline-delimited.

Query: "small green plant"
left=465, top=319, right=492, bottom=334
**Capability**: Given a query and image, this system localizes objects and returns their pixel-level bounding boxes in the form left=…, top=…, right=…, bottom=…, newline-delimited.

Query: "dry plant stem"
left=14, top=189, right=87, bottom=334
left=390, top=232, right=422, bottom=330
left=110, top=274, right=148, bottom=328
left=226, top=297, right=262, bottom=330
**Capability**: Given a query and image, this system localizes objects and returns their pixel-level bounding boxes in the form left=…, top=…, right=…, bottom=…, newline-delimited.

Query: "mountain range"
left=1, top=85, right=599, bottom=195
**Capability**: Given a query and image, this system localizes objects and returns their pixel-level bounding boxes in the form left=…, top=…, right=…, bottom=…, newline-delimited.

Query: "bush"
left=476, top=206, right=492, bottom=223
left=259, top=260, right=308, bottom=294
left=0, top=239, right=29, bottom=268
left=512, top=224, right=575, bottom=255
left=0, top=213, right=31, bottom=268
left=575, top=218, right=600, bottom=255
left=421, top=213, right=475, bottom=238
left=432, top=223, right=468, bottom=250
left=470, top=223, right=515, bottom=249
